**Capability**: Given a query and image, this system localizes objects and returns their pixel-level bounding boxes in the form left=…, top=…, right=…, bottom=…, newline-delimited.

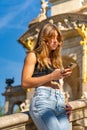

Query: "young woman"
left=21, top=22, right=72, bottom=130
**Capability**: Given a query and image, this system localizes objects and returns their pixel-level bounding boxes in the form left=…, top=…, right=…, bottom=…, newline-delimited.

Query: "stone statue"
left=40, top=0, right=49, bottom=16
left=29, top=0, right=49, bottom=26
left=5, top=77, right=14, bottom=86
left=64, top=19, right=72, bottom=29
left=20, top=99, right=29, bottom=112
left=58, top=22, right=66, bottom=30
left=81, top=91, right=87, bottom=99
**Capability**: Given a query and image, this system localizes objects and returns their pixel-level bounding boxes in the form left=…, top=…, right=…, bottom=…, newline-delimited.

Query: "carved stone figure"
left=81, top=91, right=87, bottom=99
left=40, top=0, right=49, bottom=16
left=20, top=99, right=29, bottom=112
left=5, top=78, right=14, bottom=86
left=29, top=0, right=49, bottom=26
left=24, top=37, right=35, bottom=51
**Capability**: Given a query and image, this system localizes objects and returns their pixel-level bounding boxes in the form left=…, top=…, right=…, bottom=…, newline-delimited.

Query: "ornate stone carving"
left=76, top=24, right=87, bottom=45
left=24, top=37, right=35, bottom=51
left=40, top=0, right=49, bottom=17
left=6, top=78, right=14, bottom=87
left=23, top=28, right=39, bottom=51
left=20, top=99, right=29, bottom=112
left=29, top=0, right=50, bottom=26
left=76, top=24, right=87, bottom=82
left=81, top=91, right=87, bottom=99
left=18, top=13, right=87, bottom=45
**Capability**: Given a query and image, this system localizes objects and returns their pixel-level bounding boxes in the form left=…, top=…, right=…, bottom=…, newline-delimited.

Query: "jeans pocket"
left=34, top=94, right=51, bottom=110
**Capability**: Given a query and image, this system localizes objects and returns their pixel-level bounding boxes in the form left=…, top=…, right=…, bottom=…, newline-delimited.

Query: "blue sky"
left=0, top=0, right=50, bottom=106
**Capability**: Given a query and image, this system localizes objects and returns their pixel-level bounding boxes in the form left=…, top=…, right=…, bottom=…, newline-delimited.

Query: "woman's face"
left=47, top=31, right=60, bottom=51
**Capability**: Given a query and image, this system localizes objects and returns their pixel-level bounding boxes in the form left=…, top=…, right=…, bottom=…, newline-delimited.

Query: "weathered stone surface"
left=73, top=126, right=84, bottom=130
left=0, top=99, right=87, bottom=130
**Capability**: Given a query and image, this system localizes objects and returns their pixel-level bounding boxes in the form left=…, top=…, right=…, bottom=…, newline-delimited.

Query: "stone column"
left=4, top=97, right=9, bottom=114
left=4, top=97, right=13, bottom=115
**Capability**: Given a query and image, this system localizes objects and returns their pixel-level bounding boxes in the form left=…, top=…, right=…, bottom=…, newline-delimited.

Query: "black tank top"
left=33, top=63, right=55, bottom=77
left=32, top=62, right=60, bottom=84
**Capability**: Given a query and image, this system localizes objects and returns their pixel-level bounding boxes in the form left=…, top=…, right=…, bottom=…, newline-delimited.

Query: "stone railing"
left=0, top=99, right=87, bottom=130
left=70, top=99, right=87, bottom=130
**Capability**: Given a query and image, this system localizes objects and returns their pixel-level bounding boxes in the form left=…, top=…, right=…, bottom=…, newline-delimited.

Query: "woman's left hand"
left=65, top=102, right=72, bottom=120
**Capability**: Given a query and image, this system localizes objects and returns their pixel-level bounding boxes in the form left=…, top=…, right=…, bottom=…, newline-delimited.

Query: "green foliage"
left=13, top=105, right=20, bottom=113
left=0, top=104, right=4, bottom=116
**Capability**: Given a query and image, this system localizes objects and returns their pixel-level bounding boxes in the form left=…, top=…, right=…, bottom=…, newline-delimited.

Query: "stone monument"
left=2, top=0, right=87, bottom=115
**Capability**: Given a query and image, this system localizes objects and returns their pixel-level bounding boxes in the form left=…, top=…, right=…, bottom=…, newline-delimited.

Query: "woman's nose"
left=54, top=38, right=58, bottom=43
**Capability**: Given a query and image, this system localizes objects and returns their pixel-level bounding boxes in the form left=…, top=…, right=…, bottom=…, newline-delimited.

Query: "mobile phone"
left=67, top=63, right=77, bottom=70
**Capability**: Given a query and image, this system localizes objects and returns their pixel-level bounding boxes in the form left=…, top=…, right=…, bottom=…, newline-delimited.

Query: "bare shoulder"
left=24, top=52, right=36, bottom=64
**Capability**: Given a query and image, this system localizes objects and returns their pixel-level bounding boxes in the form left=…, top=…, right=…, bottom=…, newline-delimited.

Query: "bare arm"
left=21, top=52, right=72, bottom=89
left=21, top=52, right=53, bottom=89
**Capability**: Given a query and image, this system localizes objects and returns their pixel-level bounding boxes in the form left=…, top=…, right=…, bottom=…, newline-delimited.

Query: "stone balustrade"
left=0, top=111, right=37, bottom=130
left=70, top=99, right=87, bottom=130
left=0, top=99, right=87, bottom=130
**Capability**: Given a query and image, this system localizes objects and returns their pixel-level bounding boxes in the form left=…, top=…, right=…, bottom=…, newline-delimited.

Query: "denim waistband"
left=35, top=86, right=63, bottom=95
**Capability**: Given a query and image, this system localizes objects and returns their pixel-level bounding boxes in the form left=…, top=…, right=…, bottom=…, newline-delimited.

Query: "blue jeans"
left=29, top=86, right=70, bottom=130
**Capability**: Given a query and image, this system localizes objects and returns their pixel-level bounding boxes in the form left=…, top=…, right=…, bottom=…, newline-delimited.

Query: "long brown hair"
left=34, top=23, right=63, bottom=70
